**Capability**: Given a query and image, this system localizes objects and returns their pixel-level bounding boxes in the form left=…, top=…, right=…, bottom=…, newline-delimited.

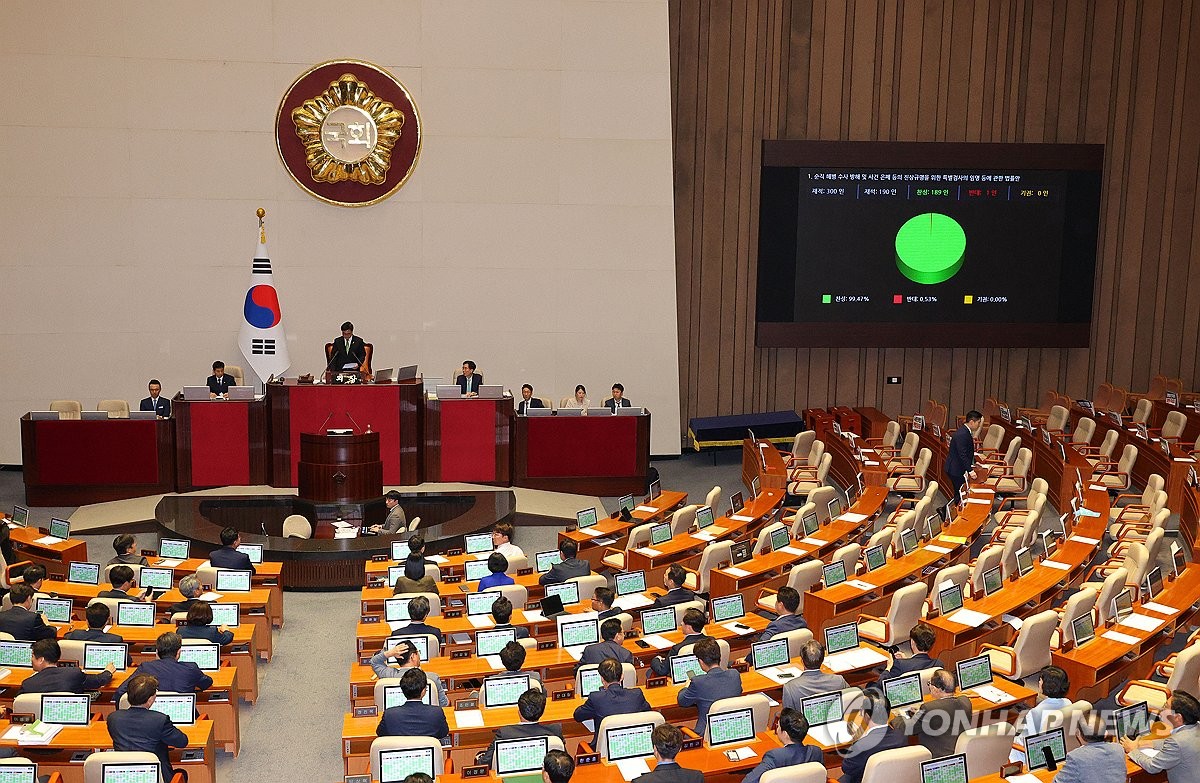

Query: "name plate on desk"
left=461, top=766, right=490, bottom=778
left=576, top=753, right=600, bottom=766
left=353, top=706, right=378, bottom=718
left=451, top=649, right=471, bottom=659
left=647, top=676, right=667, bottom=688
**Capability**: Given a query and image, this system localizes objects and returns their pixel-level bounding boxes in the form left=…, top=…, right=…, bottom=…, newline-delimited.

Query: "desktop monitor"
left=385, top=635, right=430, bottom=662
left=466, top=591, right=500, bottom=617
left=647, top=479, right=661, bottom=501
left=138, top=567, right=174, bottom=592
left=863, top=544, right=887, bottom=572
left=1113, top=589, right=1134, bottom=622
left=1041, top=531, right=1058, bottom=559
left=615, top=571, right=647, bottom=596
left=800, top=690, right=843, bottom=726
left=751, top=475, right=761, bottom=498
left=83, top=643, right=127, bottom=672
left=215, top=569, right=252, bottom=592
left=495, top=736, right=551, bottom=776
left=1111, top=701, right=1151, bottom=740
left=669, top=654, right=704, bottom=684
left=236, top=544, right=264, bottom=564
left=801, top=511, right=820, bottom=536
left=769, top=526, right=790, bottom=552
left=1070, top=612, right=1096, bottom=646
left=619, top=494, right=636, bottom=513
left=822, top=560, right=847, bottom=589
left=464, top=559, right=492, bottom=583
left=751, top=638, right=790, bottom=669
left=828, top=498, right=843, bottom=520
left=1015, top=547, right=1035, bottom=577
left=640, top=607, right=677, bottom=636
left=158, top=539, right=191, bottom=560
left=544, top=581, right=580, bottom=606
left=883, top=672, right=924, bottom=709
left=48, top=518, right=70, bottom=540
left=1145, top=567, right=1164, bottom=601
left=899, top=528, right=919, bottom=557
left=9, top=506, right=28, bottom=528
left=40, top=694, right=90, bottom=726
left=150, top=693, right=196, bottom=725
left=649, top=522, right=672, bottom=547
left=707, top=706, right=756, bottom=747
left=386, top=565, right=407, bottom=587
left=378, top=747, right=435, bottom=783
left=1025, top=728, right=1067, bottom=772
left=983, top=567, right=1003, bottom=597
left=384, top=598, right=412, bottom=623
left=576, top=507, right=599, bottom=530
left=0, top=763, right=36, bottom=783
left=925, top=514, right=943, bottom=540
left=695, top=506, right=716, bottom=530
left=1172, top=543, right=1187, bottom=579
left=210, top=603, right=240, bottom=627
left=605, top=722, right=655, bottom=761
left=482, top=674, right=531, bottom=708
left=67, top=561, right=101, bottom=585
left=475, top=628, right=517, bottom=657
left=534, top=551, right=562, bottom=573
left=711, top=594, right=745, bottom=623
left=101, top=764, right=159, bottom=783
left=389, top=540, right=411, bottom=562
left=579, top=667, right=604, bottom=697
left=465, top=533, right=494, bottom=554
left=729, top=492, right=745, bottom=514
left=730, top=541, right=753, bottom=565
left=955, top=655, right=994, bottom=690
left=115, top=602, right=155, bottom=627
left=920, top=754, right=968, bottom=783
left=177, top=643, right=221, bottom=671
left=0, top=641, right=32, bottom=669
left=34, top=597, right=72, bottom=624
left=558, top=617, right=599, bottom=649
left=382, top=684, right=429, bottom=710
left=824, top=622, right=859, bottom=654
left=937, top=584, right=964, bottom=615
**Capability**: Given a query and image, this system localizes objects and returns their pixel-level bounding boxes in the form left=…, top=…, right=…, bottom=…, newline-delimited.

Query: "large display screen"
left=756, top=141, right=1103, bottom=347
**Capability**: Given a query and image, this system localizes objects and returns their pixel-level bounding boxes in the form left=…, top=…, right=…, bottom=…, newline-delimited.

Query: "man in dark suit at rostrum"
left=650, top=564, right=696, bottom=609
left=209, top=527, right=256, bottom=574
left=517, top=384, right=545, bottom=415
left=578, top=618, right=635, bottom=668
left=376, top=668, right=450, bottom=741
left=328, top=321, right=367, bottom=373
left=573, top=657, right=653, bottom=747
left=539, top=539, right=590, bottom=585
left=650, top=608, right=710, bottom=677
left=115, top=632, right=212, bottom=701
left=107, top=674, right=190, bottom=781
left=944, top=409, right=984, bottom=508
left=139, top=379, right=171, bottom=418
left=632, top=724, right=703, bottom=783
left=206, top=360, right=235, bottom=398
left=456, top=360, right=484, bottom=396
left=877, top=623, right=942, bottom=687
left=20, top=638, right=115, bottom=693
left=476, top=689, right=564, bottom=767
left=0, top=584, right=57, bottom=641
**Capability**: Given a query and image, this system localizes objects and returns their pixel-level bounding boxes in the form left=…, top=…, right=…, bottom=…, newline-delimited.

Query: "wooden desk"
left=512, top=412, right=652, bottom=496
left=145, top=556, right=285, bottom=629
left=173, top=396, right=268, bottom=491
left=744, top=437, right=788, bottom=491
left=560, top=490, right=687, bottom=571
left=106, top=623, right=259, bottom=705
left=1150, top=399, right=1200, bottom=445
left=1072, top=405, right=1196, bottom=511
left=854, top=407, right=893, bottom=440
left=425, top=397, right=514, bottom=485
left=9, top=529, right=88, bottom=573
left=0, top=718, right=215, bottom=783
left=970, top=757, right=1146, bottom=783
left=153, top=588, right=274, bottom=660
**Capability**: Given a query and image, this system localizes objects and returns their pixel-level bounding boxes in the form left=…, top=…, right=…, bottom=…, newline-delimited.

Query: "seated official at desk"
left=168, top=576, right=204, bottom=615
left=108, top=533, right=149, bottom=567
left=0, top=584, right=57, bottom=641
left=140, top=379, right=171, bottom=418
left=210, top=526, right=256, bottom=574
left=387, top=595, right=445, bottom=644
left=108, top=674, right=191, bottom=781
left=578, top=618, right=634, bottom=667
left=650, top=607, right=710, bottom=677
left=20, top=638, right=115, bottom=693
left=490, top=596, right=530, bottom=640
left=1011, top=665, right=1071, bottom=763
left=1124, top=690, right=1200, bottom=781
left=740, top=586, right=806, bottom=666
left=592, top=587, right=622, bottom=620
left=573, top=657, right=652, bottom=746
left=899, top=668, right=972, bottom=758
left=21, top=564, right=47, bottom=593
left=1056, top=712, right=1129, bottom=783
left=478, top=552, right=514, bottom=591
left=99, top=565, right=145, bottom=601
left=841, top=688, right=907, bottom=783
left=369, top=490, right=408, bottom=536
left=633, top=724, right=703, bottom=783
left=539, top=539, right=590, bottom=585
left=782, top=640, right=849, bottom=710
left=651, top=564, right=697, bottom=609
left=456, top=360, right=483, bottom=396
left=116, top=632, right=213, bottom=701
left=517, top=384, right=545, bottom=415
left=177, top=602, right=234, bottom=646
left=492, top=522, right=525, bottom=561
left=64, top=603, right=123, bottom=644
left=329, top=321, right=367, bottom=373
left=393, top=537, right=437, bottom=594
left=544, top=749, right=575, bottom=783
left=603, top=383, right=632, bottom=411
left=377, top=668, right=449, bottom=741
left=207, top=360, right=235, bottom=398
left=484, top=641, right=542, bottom=687
left=877, top=623, right=941, bottom=686
left=677, top=638, right=743, bottom=733
left=743, top=707, right=823, bottom=783
left=563, top=385, right=589, bottom=409
left=477, top=689, right=563, bottom=767
left=370, top=640, right=448, bottom=706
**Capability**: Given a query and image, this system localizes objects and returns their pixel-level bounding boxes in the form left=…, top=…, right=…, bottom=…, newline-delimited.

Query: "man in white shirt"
left=492, top=522, right=524, bottom=561
left=1011, top=665, right=1072, bottom=763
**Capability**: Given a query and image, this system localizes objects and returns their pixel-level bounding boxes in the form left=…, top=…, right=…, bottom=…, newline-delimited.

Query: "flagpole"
left=258, top=207, right=266, bottom=243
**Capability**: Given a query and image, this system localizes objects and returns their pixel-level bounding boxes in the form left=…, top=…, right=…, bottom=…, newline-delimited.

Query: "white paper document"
left=157, top=559, right=184, bottom=568
left=565, top=645, right=586, bottom=661
left=758, top=665, right=804, bottom=684
left=1118, top=614, right=1164, bottom=632
left=846, top=579, right=876, bottom=591
left=838, top=512, right=868, bottom=523
left=1042, top=560, right=1071, bottom=570
left=731, top=514, right=756, bottom=523
left=966, top=498, right=991, bottom=505
left=863, top=460, right=880, bottom=466
left=452, top=709, right=485, bottom=728
left=468, top=615, right=494, bottom=629
left=724, top=747, right=758, bottom=761
left=483, top=655, right=504, bottom=670
left=1101, top=630, right=1141, bottom=645
left=428, top=555, right=449, bottom=563
left=639, top=634, right=675, bottom=650
left=1089, top=484, right=1109, bottom=491
left=824, top=647, right=888, bottom=672
left=612, top=594, right=653, bottom=611
left=723, top=567, right=751, bottom=578
left=33, top=536, right=63, bottom=545
left=577, top=527, right=604, bottom=537
left=1068, top=535, right=1100, bottom=545
left=691, top=532, right=715, bottom=542
left=800, top=537, right=829, bottom=547
left=1141, top=601, right=1177, bottom=615
left=523, top=610, right=546, bottom=623
left=945, top=609, right=991, bottom=628
left=615, top=759, right=651, bottom=781
left=634, top=547, right=662, bottom=557
left=198, top=592, right=223, bottom=601
left=721, top=621, right=756, bottom=635
left=635, top=505, right=658, bottom=513
left=780, top=546, right=808, bottom=556
left=924, top=544, right=953, bottom=554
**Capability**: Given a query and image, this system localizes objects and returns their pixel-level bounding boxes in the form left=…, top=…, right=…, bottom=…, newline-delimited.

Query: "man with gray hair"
left=169, top=576, right=204, bottom=615
left=902, top=668, right=973, bottom=758
left=782, top=640, right=849, bottom=709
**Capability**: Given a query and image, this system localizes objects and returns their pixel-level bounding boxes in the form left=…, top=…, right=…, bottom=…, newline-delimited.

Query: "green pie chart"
left=895, top=213, right=967, bottom=284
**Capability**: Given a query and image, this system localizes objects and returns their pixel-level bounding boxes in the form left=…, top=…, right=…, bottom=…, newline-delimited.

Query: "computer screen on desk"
left=0, top=641, right=32, bottom=668
left=535, top=550, right=562, bottom=573
left=390, top=540, right=410, bottom=561
left=711, top=594, right=744, bottom=622
left=150, top=693, right=196, bottom=725
left=158, top=539, right=190, bottom=560
left=883, top=672, right=923, bottom=709
left=115, top=602, right=155, bottom=627
left=640, top=607, right=676, bottom=635
left=41, top=694, right=89, bottom=725
left=824, top=622, right=859, bottom=654
left=465, top=532, right=494, bottom=554
left=139, top=567, right=174, bottom=591
left=34, top=597, right=72, bottom=624
left=649, top=522, right=671, bottom=546
left=707, top=706, right=756, bottom=747
left=475, top=628, right=516, bottom=656
left=938, top=583, right=965, bottom=614
left=920, top=753, right=968, bottom=783
left=178, top=642, right=220, bottom=671
left=822, top=560, right=847, bottom=589
left=378, top=748, right=435, bottom=783
left=544, top=581, right=579, bottom=606
left=482, top=674, right=530, bottom=708
left=1026, top=728, right=1067, bottom=771
left=576, top=507, right=598, bottom=530
left=956, top=655, right=993, bottom=690
left=215, top=569, right=252, bottom=592
left=495, top=736, right=550, bottom=776
left=615, top=571, right=646, bottom=596
left=464, top=559, right=491, bottom=583
left=669, top=654, right=704, bottom=684
left=606, top=722, right=654, bottom=761
left=210, top=603, right=240, bottom=627
left=48, top=518, right=70, bottom=540
left=0, top=762, right=36, bottom=783
left=9, top=506, right=28, bottom=528
left=558, top=617, right=598, bottom=649
left=385, top=597, right=412, bottom=622
left=466, top=591, right=499, bottom=617
left=236, top=543, right=263, bottom=564
left=800, top=690, right=843, bottom=726
left=752, top=638, right=790, bottom=669
left=802, top=511, right=820, bottom=536
left=101, top=763, right=159, bottom=783
left=83, top=643, right=127, bottom=672
left=695, top=506, right=715, bottom=530
left=769, top=526, right=790, bottom=551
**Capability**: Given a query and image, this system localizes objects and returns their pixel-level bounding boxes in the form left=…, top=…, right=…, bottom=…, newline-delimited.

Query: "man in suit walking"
left=328, top=321, right=367, bottom=373
left=743, top=708, right=823, bottom=783
left=477, top=689, right=564, bottom=767
left=650, top=607, right=710, bottom=676
left=573, top=657, right=653, bottom=746
left=677, top=638, right=743, bottom=734
left=20, top=638, right=115, bottom=693
left=539, top=539, right=590, bottom=585
left=376, top=669, right=450, bottom=741
left=139, top=379, right=171, bottom=418
left=1125, top=690, right=1200, bottom=783
left=782, top=640, right=850, bottom=710
left=632, top=724, right=703, bottom=783
left=579, top=618, right=635, bottom=668
left=517, top=384, right=545, bottom=415
left=945, top=410, right=984, bottom=508
left=115, top=632, right=213, bottom=701
left=206, top=361, right=235, bottom=398
left=1055, top=712, right=1128, bottom=783
left=106, top=674, right=190, bottom=781
left=877, top=623, right=942, bottom=686
left=209, top=527, right=256, bottom=574
left=0, top=584, right=57, bottom=641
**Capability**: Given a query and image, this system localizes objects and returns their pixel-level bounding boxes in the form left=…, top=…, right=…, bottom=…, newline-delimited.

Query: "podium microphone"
left=345, top=412, right=364, bottom=434
left=317, top=412, right=335, bottom=433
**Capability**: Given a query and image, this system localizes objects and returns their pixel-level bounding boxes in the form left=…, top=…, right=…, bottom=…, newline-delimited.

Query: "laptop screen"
left=1113, top=589, right=1134, bottom=621
left=752, top=638, right=790, bottom=669
left=1146, top=567, right=1164, bottom=600
left=769, top=526, right=790, bottom=552
left=535, top=551, right=562, bottom=573
left=559, top=617, right=599, bottom=649
left=41, top=694, right=89, bottom=725
left=101, top=763, right=159, bottom=783
left=579, top=667, right=604, bottom=697
left=956, top=655, right=993, bottom=690
left=544, top=581, right=580, bottom=606
left=390, top=540, right=411, bottom=561
left=802, top=511, right=820, bottom=536
left=983, top=567, right=1003, bottom=596
left=938, top=584, right=965, bottom=615
left=606, top=722, right=654, bottom=761
left=385, top=598, right=412, bottom=622
left=476, top=628, right=516, bottom=656
left=48, top=518, right=70, bottom=540
left=115, top=602, right=155, bottom=627
left=619, top=494, right=636, bottom=513
left=10, top=506, right=28, bottom=528
left=0, top=641, right=32, bottom=668
left=864, top=544, right=887, bottom=572
left=693, top=506, right=715, bottom=531
left=34, top=597, right=72, bottom=624
left=751, top=476, right=761, bottom=498
left=650, top=522, right=671, bottom=546
left=210, top=603, right=240, bottom=627
left=920, top=753, right=968, bottom=783
left=576, top=508, right=599, bottom=530
left=215, top=569, right=252, bottom=592
left=494, top=736, right=550, bottom=776
left=482, top=674, right=531, bottom=708
left=1070, top=613, right=1095, bottom=646
left=801, top=690, right=843, bottom=726
left=670, top=654, right=704, bottom=684
left=707, top=706, right=756, bottom=746
left=1025, top=728, right=1067, bottom=771
left=177, top=643, right=220, bottom=671
left=824, top=622, right=859, bottom=654
left=158, top=539, right=191, bottom=560
left=615, top=571, right=647, bottom=596
left=466, top=591, right=499, bottom=617
left=236, top=544, right=264, bottom=564
left=139, top=567, right=174, bottom=591
left=386, top=565, right=407, bottom=587
left=711, top=594, right=744, bottom=623
left=464, top=559, right=491, bottom=583
left=822, top=560, right=847, bottom=588
left=640, top=607, right=676, bottom=635
left=465, top=533, right=494, bottom=554
left=378, top=747, right=435, bottom=783
left=648, top=480, right=661, bottom=501
left=827, top=498, right=843, bottom=520
left=83, top=643, right=127, bottom=671
left=150, top=693, right=196, bottom=725
left=883, top=672, right=923, bottom=709
left=0, top=763, right=36, bottom=783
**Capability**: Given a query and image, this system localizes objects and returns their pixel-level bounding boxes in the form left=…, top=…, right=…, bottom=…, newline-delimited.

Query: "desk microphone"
left=345, top=412, right=363, bottom=434
left=318, top=412, right=335, bottom=433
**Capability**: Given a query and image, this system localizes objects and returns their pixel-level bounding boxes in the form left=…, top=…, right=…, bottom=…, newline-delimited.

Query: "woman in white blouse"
left=562, top=385, right=590, bottom=408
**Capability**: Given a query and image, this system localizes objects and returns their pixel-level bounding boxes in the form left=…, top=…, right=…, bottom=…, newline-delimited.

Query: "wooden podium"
left=297, top=432, right=383, bottom=502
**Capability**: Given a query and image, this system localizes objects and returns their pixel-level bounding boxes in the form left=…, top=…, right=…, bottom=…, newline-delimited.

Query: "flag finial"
left=257, top=208, right=266, bottom=243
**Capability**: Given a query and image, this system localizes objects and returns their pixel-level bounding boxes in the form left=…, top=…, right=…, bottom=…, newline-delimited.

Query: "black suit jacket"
left=106, top=705, right=189, bottom=777
left=539, top=558, right=591, bottom=585
left=140, top=396, right=171, bottom=417
left=492, top=622, right=529, bottom=640
left=578, top=639, right=634, bottom=667
left=598, top=607, right=622, bottom=621
left=206, top=374, right=235, bottom=395
left=115, top=658, right=212, bottom=701
left=389, top=620, right=446, bottom=645
left=0, top=606, right=57, bottom=641
left=19, top=665, right=112, bottom=694
left=604, top=397, right=633, bottom=411
left=877, top=652, right=942, bottom=687
left=178, top=625, right=234, bottom=646
left=63, top=628, right=124, bottom=644
left=650, top=633, right=709, bottom=676
left=377, top=701, right=449, bottom=740
left=945, top=424, right=975, bottom=482
left=329, top=336, right=367, bottom=371
left=517, top=398, right=545, bottom=415
left=456, top=374, right=484, bottom=394
left=209, top=546, right=255, bottom=574
left=478, top=721, right=564, bottom=766
left=573, top=683, right=653, bottom=745
left=633, top=761, right=703, bottom=783
left=650, top=587, right=696, bottom=609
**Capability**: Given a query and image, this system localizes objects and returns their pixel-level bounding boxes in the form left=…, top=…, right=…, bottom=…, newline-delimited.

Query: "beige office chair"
left=864, top=420, right=901, bottom=451
left=1109, top=492, right=1168, bottom=541
left=1070, top=417, right=1096, bottom=446
left=884, top=431, right=920, bottom=470
left=369, top=737, right=444, bottom=779
left=601, top=523, right=653, bottom=570
left=989, top=497, right=1043, bottom=547
left=1117, top=644, right=1200, bottom=710
left=1044, top=700, right=1093, bottom=752
left=568, top=574, right=608, bottom=600
left=1044, top=405, right=1069, bottom=432
left=788, top=453, right=830, bottom=495
left=576, top=662, right=637, bottom=691
left=481, top=584, right=528, bottom=608
left=809, top=486, right=840, bottom=523
left=774, top=628, right=815, bottom=660
left=372, top=676, right=441, bottom=711
left=858, top=582, right=927, bottom=647
left=756, top=560, right=823, bottom=614
left=753, top=521, right=789, bottom=556
left=224, top=365, right=245, bottom=385
left=1156, top=410, right=1188, bottom=441
left=97, top=400, right=130, bottom=418
left=392, top=592, right=443, bottom=617
left=980, top=437, right=1022, bottom=472
left=887, top=448, right=930, bottom=495
left=861, top=746, right=932, bottom=783
left=758, top=763, right=828, bottom=783
left=1093, top=567, right=1130, bottom=625
left=1110, top=516, right=1167, bottom=564
left=83, top=752, right=164, bottom=783
left=977, top=423, right=1006, bottom=454
left=923, top=563, right=970, bottom=618
left=783, top=431, right=817, bottom=467
left=982, top=609, right=1057, bottom=681
left=1091, top=443, right=1138, bottom=490
left=86, top=597, right=125, bottom=617
left=103, top=563, right=143, bottom=585
left=1130, top=398, right=1154, bottom=425
left=1084, top=540, right=1149, bottom=591
left=407, top=516, right=421, bottom=532
left=679, top=638, right=731, bottom=668
left=1109, top=474, right=1165, bottom=522
left=671, top=600, right=708, bottom=627
left=56, top=639, right=88, bottom=664
left=703, top=694, right=771, bottom=743
left=705, top=486, right=722, bottom=512
left=502, top=554, right=529, bottom=574
left=595, top=711, right=665, bottom=759
left=968, top=546, right=1004, bottom=597
left=1051, top=588, right=1097, bottom=649
left=669, top=504, right=700, bottom=536
left=954, top=723, right=1017, bottom=780
left=864, top=527, right=894, bottom=554
left=983, top=445, right=1031, bottom=493
left=1079, top=428, right=1119, bottom=467
left=49, top=400, right=82, bottom=419
left=282, top=514, right=312, bottom=539
left=889, top=481, right=940, bottom=522
left=682, top=540, right=733, bottom=595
